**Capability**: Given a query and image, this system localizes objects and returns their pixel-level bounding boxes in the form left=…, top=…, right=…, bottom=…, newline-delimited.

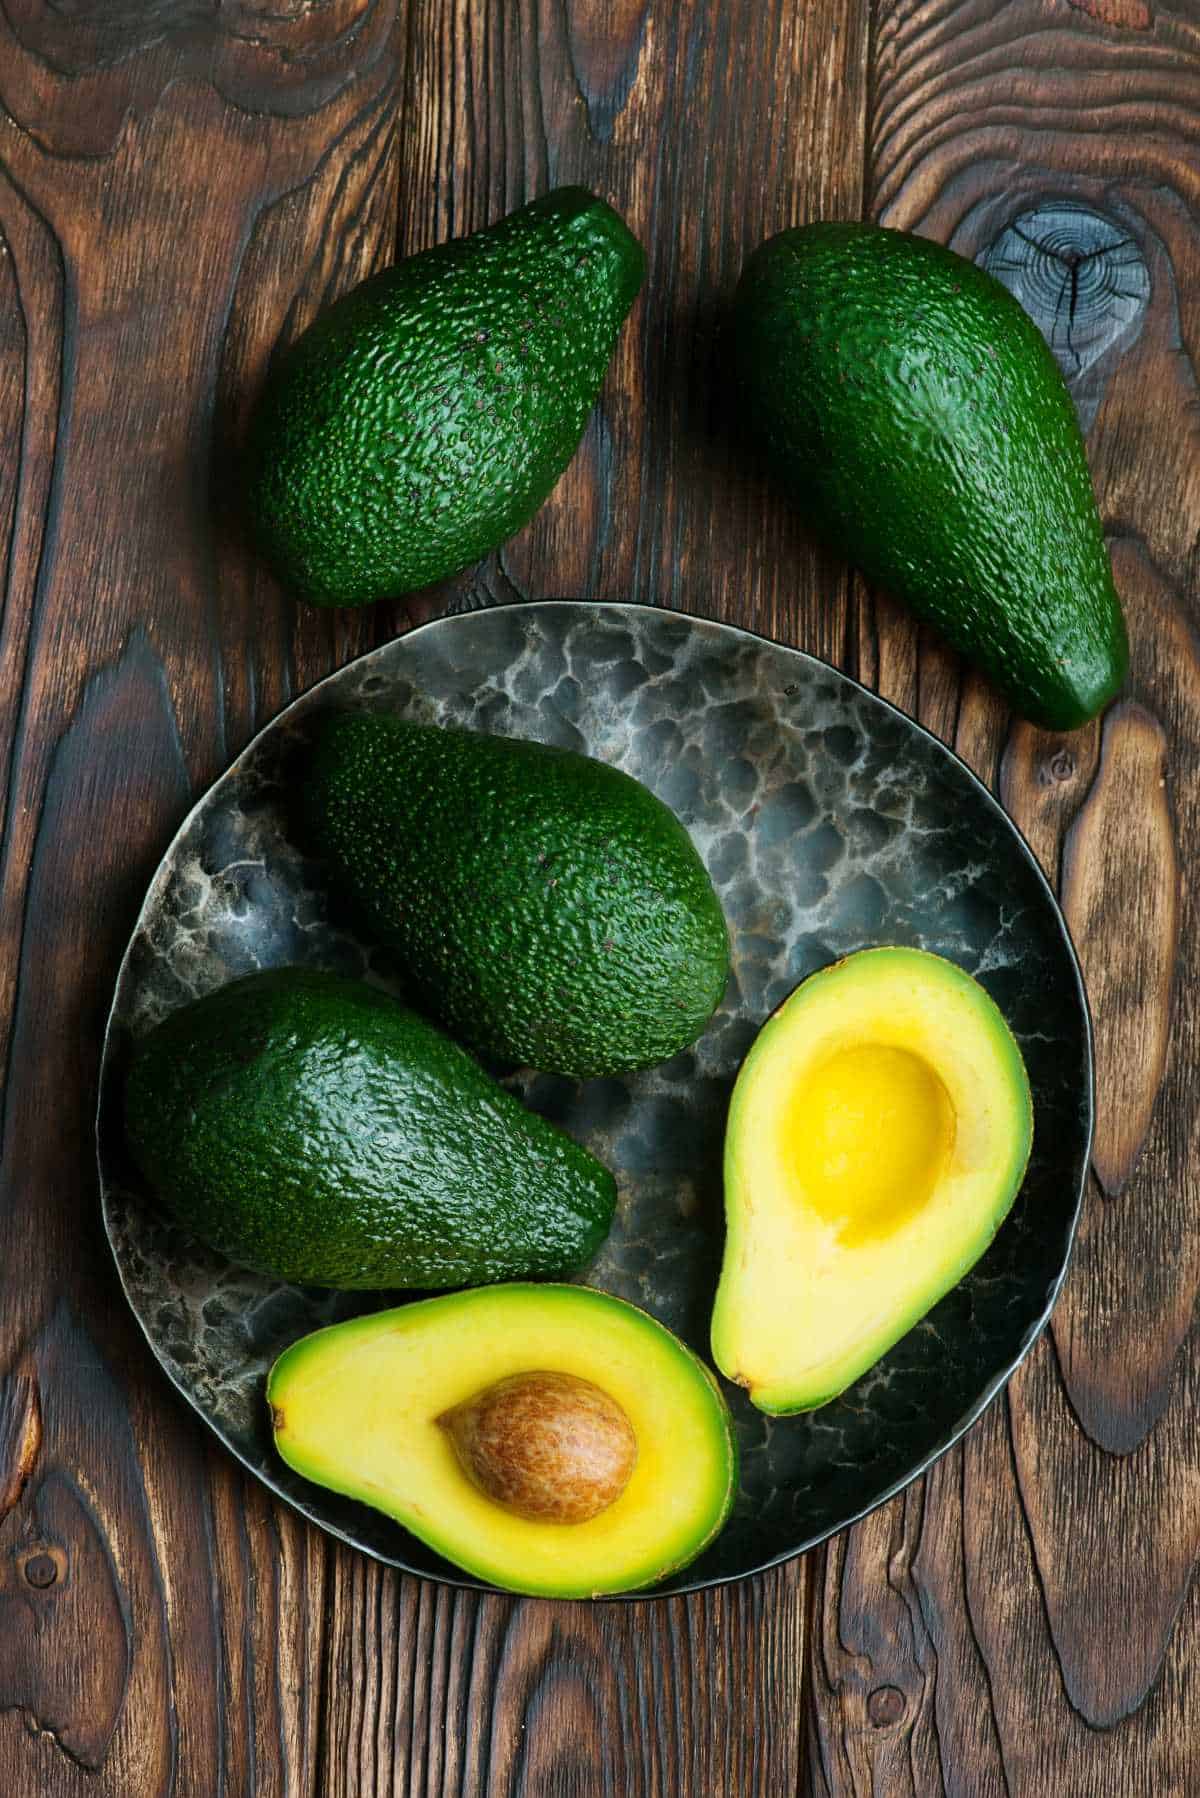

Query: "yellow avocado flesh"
left=712, top=948, right=1033, bottom=1414
left=268, top=1284, right=737, bottom=1598
left=790, top=1042, right=957, bottom=1243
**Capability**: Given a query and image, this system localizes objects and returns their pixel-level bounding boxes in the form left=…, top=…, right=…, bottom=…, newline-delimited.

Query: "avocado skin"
left=123, top=969, right=616, bottom=1288
left=733, top=222, right=1128, bottom=730
left=247, top=188, right=645, bottom=608
left=306, top=715, right=731, bottom=1079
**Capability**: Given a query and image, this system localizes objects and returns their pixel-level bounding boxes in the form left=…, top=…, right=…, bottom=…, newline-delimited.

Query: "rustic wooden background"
left=0, top=1, right=1196, bottom=1792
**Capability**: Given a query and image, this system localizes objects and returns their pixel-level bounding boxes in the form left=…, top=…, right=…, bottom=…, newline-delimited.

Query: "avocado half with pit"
left=269, top=1285, right=738, bottom=1598
left=712, top=947, right=1033, bottom=1414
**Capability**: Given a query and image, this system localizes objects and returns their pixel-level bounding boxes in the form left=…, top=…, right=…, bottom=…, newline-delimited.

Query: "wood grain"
left=0, top=1351, right=39, bottom=1521
left=0, top=0, right=872, bottom=1790
left=319, top=1553, right=809, bottom=1796
left=0, top=6, right=405, bottom=1791
left=316, top=3, right=870, bottom=1792
left=2, top=0, right=1198, bottom=1792
left=1061, top=700, right=1177, bottom=1195
left=813, top=2, right=1200, bottom=1792
left=1069, top=0, right=1152, bottom=27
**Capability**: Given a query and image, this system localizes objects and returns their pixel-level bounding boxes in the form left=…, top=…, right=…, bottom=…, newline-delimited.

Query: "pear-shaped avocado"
left=123, top=969, right=616, bottom=1289
left=268, top=1285, right=738, bottom=1597
left=305, top=715, right=731, bottom=1079
left=247, top=187, right=645, bottom=607
left=712, top=948, right=1033, bottom=1413
left=733, top=223, right=1128, bottom=729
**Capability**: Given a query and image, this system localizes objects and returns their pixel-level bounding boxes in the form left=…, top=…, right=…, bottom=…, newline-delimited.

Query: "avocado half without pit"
left=268, top=1285, right=738, bottom=1598
left=712, top=948, right=1033, bottom=1414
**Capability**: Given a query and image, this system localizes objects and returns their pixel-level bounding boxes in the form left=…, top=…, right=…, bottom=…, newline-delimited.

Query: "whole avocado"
left=305, top=715, right=731, bottom=1079
left=247, top=188, right=645, bottom=607
left=733, top=222, right=1128, bottom=730
left=123, top=969, right=616, bottom=1288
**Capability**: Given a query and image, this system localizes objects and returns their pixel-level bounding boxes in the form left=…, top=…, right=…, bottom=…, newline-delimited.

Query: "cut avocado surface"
left=269, top=1285, right=738, bottom=1598
left=712, top=947, right=1033, bottom=1414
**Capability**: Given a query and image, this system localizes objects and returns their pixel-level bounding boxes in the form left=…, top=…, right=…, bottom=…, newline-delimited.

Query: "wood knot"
left=1043, top=748, right=1077, bottom=785
left=866, top=1684, right=906, bottom=1728
left=22, top=1549, right=63, bottom=1590
left=979, top=204, right=1149, bottom=391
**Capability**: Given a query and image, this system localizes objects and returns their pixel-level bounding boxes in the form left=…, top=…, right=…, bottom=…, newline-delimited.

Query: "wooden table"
left=0, top=3, right=1195, bottom=1792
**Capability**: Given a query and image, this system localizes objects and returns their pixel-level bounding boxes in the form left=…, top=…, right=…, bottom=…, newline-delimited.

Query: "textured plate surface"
left=97, top=602, right=1092, bottom=1596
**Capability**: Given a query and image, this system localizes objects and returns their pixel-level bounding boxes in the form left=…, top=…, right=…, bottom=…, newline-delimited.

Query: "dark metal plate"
left=96, top=602, right=1093, bottom=1596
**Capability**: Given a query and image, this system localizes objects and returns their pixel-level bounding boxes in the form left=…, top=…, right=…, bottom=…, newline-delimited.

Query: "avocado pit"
left=437, top=1370, right=637, bottom=1524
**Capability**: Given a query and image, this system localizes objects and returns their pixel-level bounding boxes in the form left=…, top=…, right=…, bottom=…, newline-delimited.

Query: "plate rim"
left=96, top=598, right=1096, bottom=1601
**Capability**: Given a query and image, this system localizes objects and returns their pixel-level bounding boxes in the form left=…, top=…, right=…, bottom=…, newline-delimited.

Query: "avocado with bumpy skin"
left=123, top=968, right=616, bottom=1289
left=733, top=222, right=1128, bottom=730
left=269, top=1284, right=738, bottom=1597
left=305, top=714, right=731, bottom=1079
left=247, top=187, right=645, bottom=607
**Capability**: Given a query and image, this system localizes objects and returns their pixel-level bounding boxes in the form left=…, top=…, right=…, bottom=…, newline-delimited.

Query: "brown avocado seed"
left=437, top=1370, right=638, bottom=1524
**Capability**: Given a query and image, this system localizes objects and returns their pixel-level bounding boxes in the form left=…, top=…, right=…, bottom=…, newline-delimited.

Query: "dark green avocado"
left=733, top=222, right=1129, bottom=730
left=123, top=969, right=616, bottom=1288
left=247, top=187, right=645, bottom=608
left=305, top=715, right=731, bottom=1079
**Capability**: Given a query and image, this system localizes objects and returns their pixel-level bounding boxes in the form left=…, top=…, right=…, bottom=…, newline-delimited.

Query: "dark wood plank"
left=320, top=1554, right=810, bottom=1797
left=809, top=3, right=1200, bottom=1791
left=0, top=7, right=405, bottom=1790
left=315, top=3, right=871, bottom=1794
left=15, top=2, right=1196, bottom=1794
left=1060, top=699, right=1176, bottom=1198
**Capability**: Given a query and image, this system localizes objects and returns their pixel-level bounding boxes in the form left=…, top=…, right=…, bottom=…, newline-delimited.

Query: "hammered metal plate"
left=97, top=602, right=1092, bottom=1596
